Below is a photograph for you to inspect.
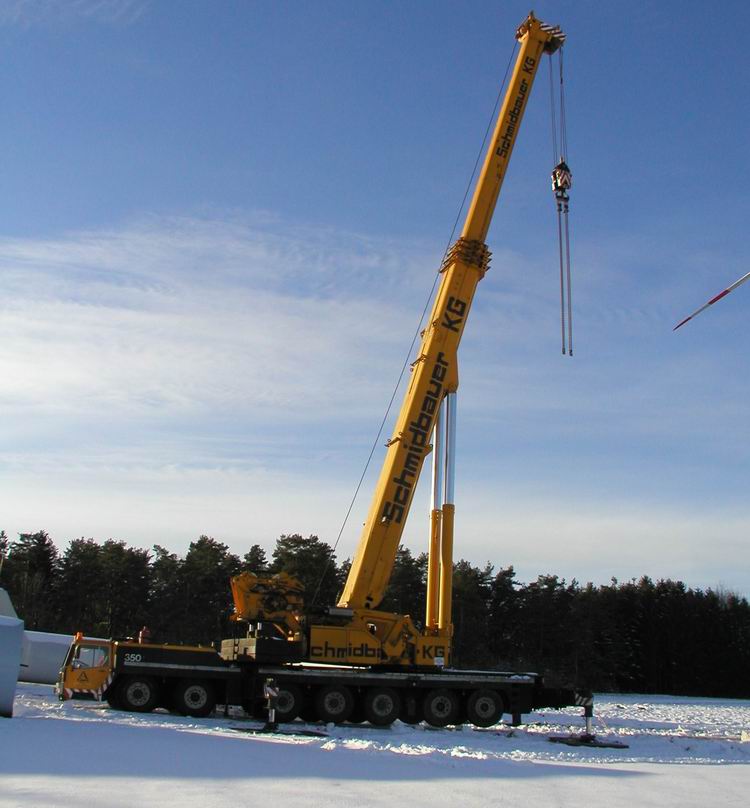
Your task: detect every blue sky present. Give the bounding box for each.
[1,0,749,597]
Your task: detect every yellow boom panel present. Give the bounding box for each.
[339,13,563,612]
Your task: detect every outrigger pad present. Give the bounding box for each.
[549,734,629,749]
[229,724,328,738]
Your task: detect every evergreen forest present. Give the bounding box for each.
[2,529,749,699]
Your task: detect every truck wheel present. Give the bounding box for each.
[466,688,504,728]
[105,685,122,710]
[275,684,304,722]
[173,679,216,718]
[364,687,401,726]
[422,688,460,727]
[314,685,354,723]
[119,677,159,713]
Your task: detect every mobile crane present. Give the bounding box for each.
[58,12,591,731]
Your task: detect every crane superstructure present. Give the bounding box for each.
[230,12,565,669]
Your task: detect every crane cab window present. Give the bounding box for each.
[73,644,109,669]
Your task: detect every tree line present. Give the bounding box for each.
[2,529,749,698]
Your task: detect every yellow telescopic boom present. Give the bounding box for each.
[339,13,564,612]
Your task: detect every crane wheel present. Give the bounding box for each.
[119,676,159,713]
[422,688,460,728]
[364,687,401,726]
[314,684,354,723]
[275,684,304,722]
[173,679,216,718]
[466,688,505,728]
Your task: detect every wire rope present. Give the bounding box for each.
[548,55,558,164]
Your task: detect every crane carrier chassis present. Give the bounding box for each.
[58,634,591,729]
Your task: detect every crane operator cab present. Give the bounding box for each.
[57,634,113,701]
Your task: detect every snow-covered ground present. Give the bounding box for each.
[2,683,749,807]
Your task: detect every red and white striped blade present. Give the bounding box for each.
[673,270,750,330]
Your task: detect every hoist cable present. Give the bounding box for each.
[550,46,573,357]
[559,46,572,356]
[310,42,519,607]
[548,55,558,165]
[565,207,573,355]
[559,47,568,160]
[557,205,566,355]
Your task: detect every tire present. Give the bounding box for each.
[105,685,122,710]
[422,688,460,728]
[173,679,216,718]
[466,688,505,728]
[364,687,401,727]
[275,684,304,723]
[314,684,354,723]
[119,677,159,713]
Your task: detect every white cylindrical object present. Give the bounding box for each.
[444,392,457,505]
[431,400,444,511]
[19,631,75,685]
[0,615,23,717]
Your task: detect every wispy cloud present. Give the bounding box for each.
[0,213,436,425]
[0,0,147,27]
[2,211,748,469]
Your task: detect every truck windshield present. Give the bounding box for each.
[74,645,109,668]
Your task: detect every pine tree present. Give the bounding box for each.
[451,560,494,667]
[487,566,522,667]
[55,539,106,634]
[380,546,427,622]
[3,531,59,629]
[0,531,9,582]
[271,534,340,607]
[147,545,184,643]
[98,540,151,638]
[242,544,268,573]
[179,536,241,645]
